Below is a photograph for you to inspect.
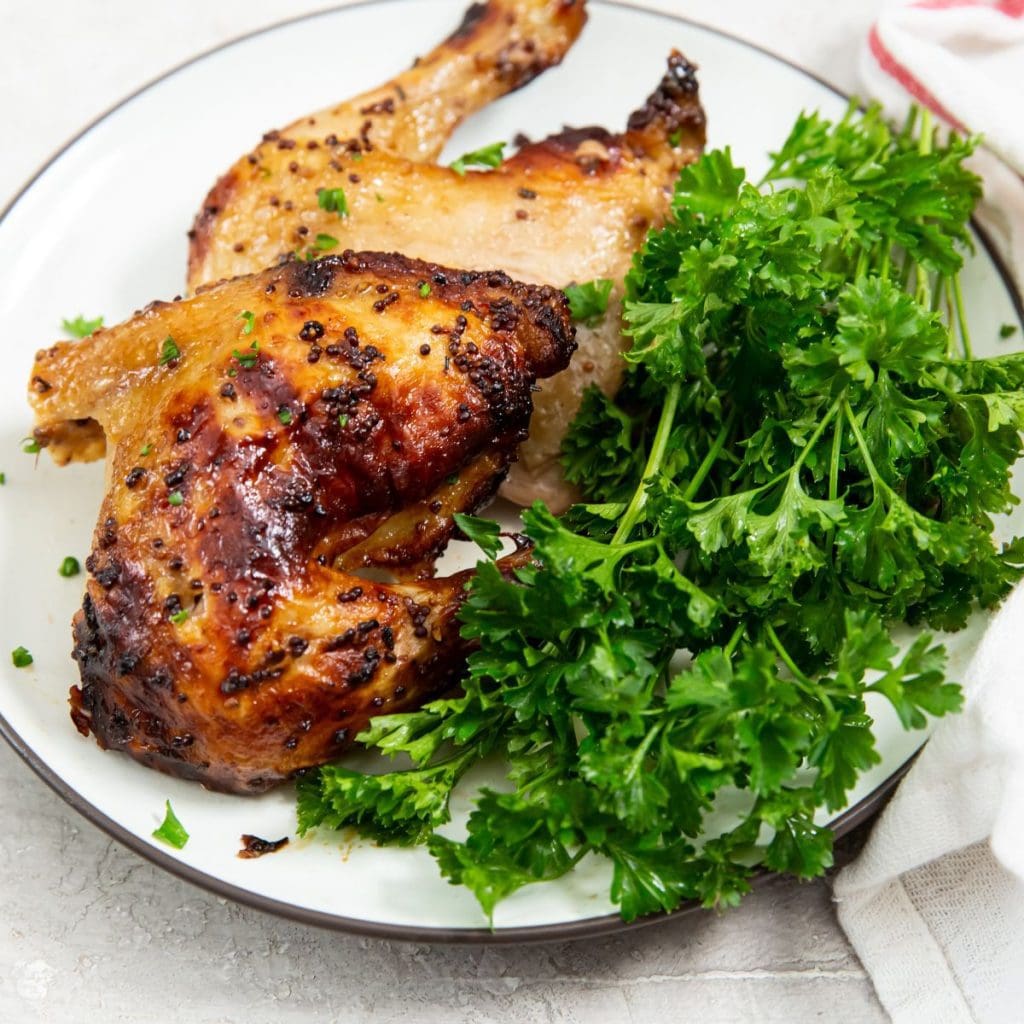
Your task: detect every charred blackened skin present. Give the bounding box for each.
[545,125,620,154]
[627,50,704,134]
[45,250,573,794]
[288,257,338,298]
[238,834,290,858]
[447,1,490,44]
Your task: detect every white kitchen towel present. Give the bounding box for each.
[835,4,1024,1022]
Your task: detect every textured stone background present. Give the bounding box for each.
[1,744,886,1024]
[0,1,888,1020]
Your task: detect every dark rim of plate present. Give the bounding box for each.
[1,0,1021,946]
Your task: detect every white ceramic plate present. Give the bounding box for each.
[1,0,1021,942]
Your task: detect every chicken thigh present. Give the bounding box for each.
[29,252,574,792]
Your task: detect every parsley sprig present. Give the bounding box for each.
[449,141,505,176]
[564,279,614,326]
[61,315,103,338]
[297,104,1023,923]
[152,800,189,849]
[317,187,349,218]
[296,233,339,261]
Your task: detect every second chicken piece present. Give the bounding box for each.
[188,0,706,510]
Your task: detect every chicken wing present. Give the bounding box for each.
[30,252,574,792]
[187,0,705,510]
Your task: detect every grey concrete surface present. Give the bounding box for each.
[0,741,886,1023]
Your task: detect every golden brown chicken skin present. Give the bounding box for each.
[187,58,704,293]
[29,252,574,793]
[187,0,588,287]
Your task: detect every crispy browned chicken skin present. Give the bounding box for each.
[188,0,705,509]
[30,253,574,792]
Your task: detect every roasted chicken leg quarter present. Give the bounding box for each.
[189,0,705,509]
[29,252,574,793]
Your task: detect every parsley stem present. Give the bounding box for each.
[918,107,933,157]
[792,398,841,473]
[724,623,746,658]
[827,417,843,505]
[766,622,837,719]
[681,409,736,502]
[915,264,930,307]
[420,739,489,779]
[855,248,869,280]
[842,397,883,489]
[878,242,891,282]
[753,399,841,495]
[901,105,918,140]
[914,110,933,306]
[952,274,973,359]
[943,276,955,355]
[517,756,564,796]
[566,845,592,871]
[627,723,663,780]
[898,251,914,291]
[612,382,681,543]
[764,622,811,686]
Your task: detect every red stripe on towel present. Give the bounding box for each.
[867,24,967,131]
[913,0,1024,12]
[913,0,1024,14]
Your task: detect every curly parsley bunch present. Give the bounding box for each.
[298,104,1024,922]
